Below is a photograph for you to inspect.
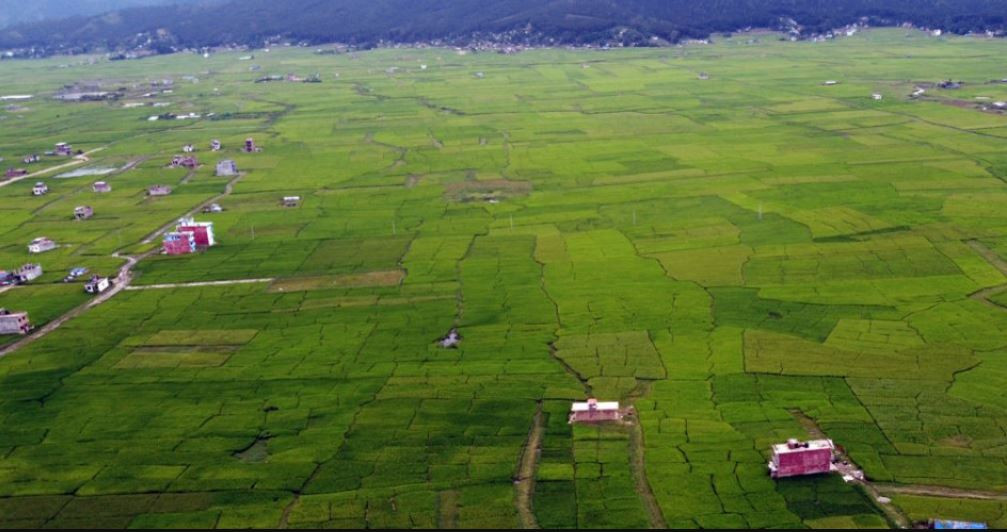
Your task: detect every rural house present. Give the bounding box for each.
[93,181,111,193]
[282,196,301,207]
[210,139,222,151]
[163,231,197,255]
[0,309,30,335]
[23,154,39,164]
[147,184,172,196]
[243,137,260,152]
[215,160,238,176]
[170,155,198,169]
[569,398,622,424]
[176,217,216,247]
[32,182,48,196]
[202,203,223,213]
[55,142,73,156]
[768,439,835,479]
[74,205,94,220]
[182,144,195,153]
[84,275,111,294]
[14,263,42,283]
[28,237,56,254]
[5,168,28,178]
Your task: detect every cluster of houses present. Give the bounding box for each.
[162,217,216,255]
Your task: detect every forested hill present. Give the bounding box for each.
[0,0,207,30]
[2,0,1007,54]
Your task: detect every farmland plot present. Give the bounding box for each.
[2,28,1007,528]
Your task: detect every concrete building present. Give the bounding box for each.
[170,155,198,169]
[32,182,48,196]
[176,217,215,247]
[0,309,30,335]
[28,237,56,254]
[216,160,238,177]
[74,206,94,220]
[769,439,835,479]
[163,231,197,255]
[84,276,111,294]
[14,263,42,283]
[569,398,622,424]
[93,181,111,193]
[147,185,172,196]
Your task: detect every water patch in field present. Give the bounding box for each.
[55,166,118,178]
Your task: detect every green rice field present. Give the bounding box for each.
[1,28,1007,528]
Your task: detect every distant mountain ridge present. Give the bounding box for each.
[0,0,207,30]
[2,0,1007,54]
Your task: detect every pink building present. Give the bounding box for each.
[569,398,622,424]
[769,439,835,479]
[176,217,215,247]
[163,231,197,255]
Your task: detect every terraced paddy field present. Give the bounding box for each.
[2,29,1007,528]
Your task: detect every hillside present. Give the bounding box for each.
[0,0,207,31]
[2,0,1007,53]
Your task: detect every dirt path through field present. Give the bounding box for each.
[514,402,544,529]
[0,147,107,188]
